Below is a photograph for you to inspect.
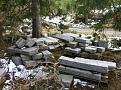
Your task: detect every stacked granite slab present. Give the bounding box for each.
[59,56,116,82]
[35,37,60,50]
[7,38,55,68]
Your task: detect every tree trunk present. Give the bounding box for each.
[32,0,41,38]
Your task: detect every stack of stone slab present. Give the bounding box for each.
[35,37,60,50]
[59,56,116,82]
[7,38,55,68]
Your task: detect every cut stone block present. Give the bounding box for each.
[65,47,81,54]
[21,55,31,61]
[47,37,59,43]
[59,56,108,73]
[11,56,23,66]
[75,57,116,72]
[35,38,45,46]
[59,74,73,88]
[39,44,48,50]
[7,46,20,54]
[79,43,89,47]
[21,47,39,56]
[85,46,97,53]
[67,42,77,48]
[32,53,43,60]
[59,65,101,81]
[97,47,105,53]
[75,37,92,44]
[24,61,37,68]
[54,34,74,42]
[62,33,79,38]
[16,38,26,48]
[25,39,35,47]
[42,50,54,61]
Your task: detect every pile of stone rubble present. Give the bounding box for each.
[7,37,59,68]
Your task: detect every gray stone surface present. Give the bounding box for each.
[25,39,35,47]
[42,50,54,61]
[32,53,43,60]
[16,38,26,48]
[35,38,45,46]
[21,47,39,56]
[59,56,108,73]
[85,46,97,53]
[75,57,116,72]
[79,43,89,47]
[54,34,74,42]
[21,55,31,61]
[0,68,6,80]
[64,47,81,54]
[97,47,105,53]
[75,37,92,44]
[11,56,23,66]
[24,60,37,68]
[7,45,21,54]
[59,65,101,81]
[39,44,48,50]
[59,74,73,88]
[67,42,77,48]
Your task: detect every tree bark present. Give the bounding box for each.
[32,0,41,38]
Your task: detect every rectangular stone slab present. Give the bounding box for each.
[59,65,101,81]
[75,57,116,71]
[20,47,39,56]
[21,55,32,61]
[85,46,97,53]
[59,56,108,73]
[15,38,26,48]
[65,47,81,54]
[7,46,22,54]
[25,39,35,47]
[35,38,45,46]
[75,37,92,44]
[32,53,43,60]
[54,34,74,42]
